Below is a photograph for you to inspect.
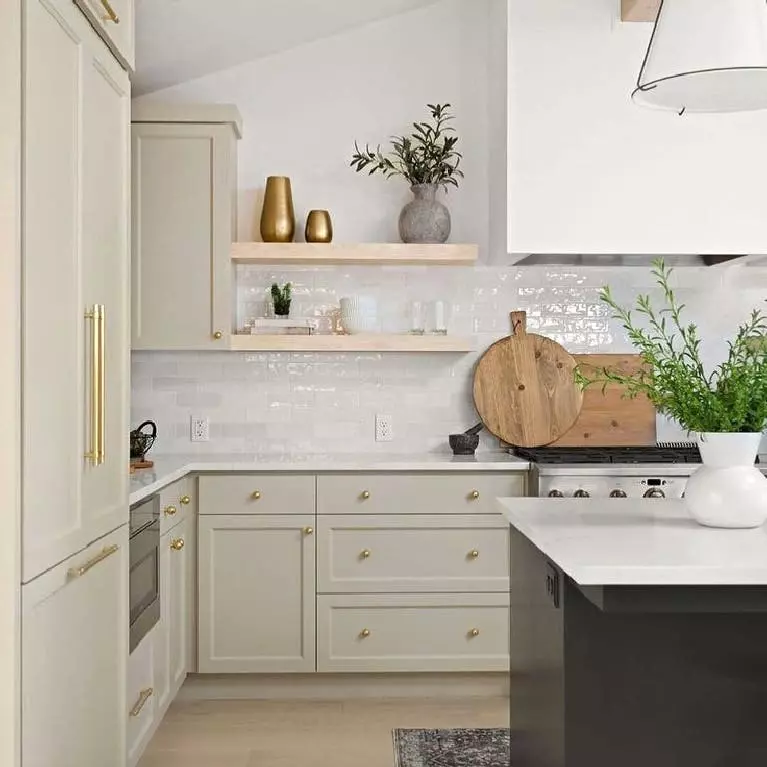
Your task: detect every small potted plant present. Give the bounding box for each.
[578,259,767,528]
[271,282,292,317]
[350,103,464,244]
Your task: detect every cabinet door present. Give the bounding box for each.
[22,0,129,583]
[132,123,236,350]
[198,515,316,673]
[74,0,134,70]
[168,516,191,694]
[22,525,128,767]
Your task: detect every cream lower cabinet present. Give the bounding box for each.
[22,525,128,767]
[198,515,316,673]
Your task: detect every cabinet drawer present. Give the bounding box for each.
[199,474,315,515]
[318,515,509,593]
[127,628,155,767]
[317,593,509,673]
[317,473,524,515]
[159,475,195,535]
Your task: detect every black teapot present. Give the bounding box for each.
[130,420,157,462]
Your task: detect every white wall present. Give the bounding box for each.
[135,0,505,260]
[507,0,767,255]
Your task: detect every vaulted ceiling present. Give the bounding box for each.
[134,0,441,95]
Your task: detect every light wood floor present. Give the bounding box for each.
[138,697,509,767]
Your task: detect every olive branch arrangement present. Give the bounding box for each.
[350,103,464,191]
[576,259,767,433]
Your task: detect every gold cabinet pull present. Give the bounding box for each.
[359,628,371,638]
[68,544,119,579]
[360,490,371,500]
[360,549,371,559]
[469,549,480,560]
[469,490,480,500]
[129,688,153,717]
[180,495,191,505]
[170,538,185,551]
[251,490,262,501]
[164,505,177,517]
[213,331,223,340]
[84,305,105,466]
[100,0,120,23]
[303,527,314,536]
[469,628,480,638]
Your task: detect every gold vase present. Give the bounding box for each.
[260,177,295,243]
[305,210,333,243]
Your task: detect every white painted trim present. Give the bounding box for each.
[0,0,21,763]
[176,672,509,702]
[130,102,244,138]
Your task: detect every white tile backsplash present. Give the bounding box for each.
[132,264,767,455]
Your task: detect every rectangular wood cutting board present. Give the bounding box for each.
[550,354,657,447]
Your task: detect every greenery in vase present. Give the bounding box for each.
[350,103,464,191]
[575,259,767,433]
[271,282,292,316]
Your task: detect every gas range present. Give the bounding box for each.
[512,443,702,499]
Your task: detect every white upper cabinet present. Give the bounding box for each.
[507,0,767,255]
[22,0,130,582]
[74,0,134,70]
[131,105,242,350]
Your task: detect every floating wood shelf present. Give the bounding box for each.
[230,334,474,353]
[231,242,478,266]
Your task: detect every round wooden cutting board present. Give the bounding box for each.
[473,311,583,447]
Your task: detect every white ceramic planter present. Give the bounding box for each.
[684,432,767,529]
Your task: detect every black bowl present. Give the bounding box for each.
[449,433,480,456]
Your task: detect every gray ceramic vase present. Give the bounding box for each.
[398,184,451,244]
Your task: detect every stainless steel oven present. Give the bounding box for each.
[129,495,160,653]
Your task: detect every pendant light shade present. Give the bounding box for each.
[633,0,767,113]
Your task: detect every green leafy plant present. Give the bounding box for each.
[576,259,767,433]
[271,282,292,316]
[350,103,464,190]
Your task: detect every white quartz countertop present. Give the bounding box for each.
[130,452,529,506]
[497,497,767,587]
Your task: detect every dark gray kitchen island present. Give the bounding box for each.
[498,497,767,767]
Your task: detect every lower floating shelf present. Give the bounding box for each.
[230,334,474,353]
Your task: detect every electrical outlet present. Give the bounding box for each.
[190,416,209,442]
[375,414,393,443]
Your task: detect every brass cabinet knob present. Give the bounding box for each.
[360,549,371,559]
[469,628,480,638]
[304,527,314,536]
[251,490,262,501]
[469,490,480,500]
[164,505,177,517]
[469,549,480,560]
[360,490,371,500]
[360,628,371,638]
[213,331,223,340]
[180,495,191,506]
[170,538,185,551]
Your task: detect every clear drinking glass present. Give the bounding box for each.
[409,301,425,335]
[429,300,449,335]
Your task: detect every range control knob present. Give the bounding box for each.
[644,488,666,499]
[573,489,590,498]
[610,489,628,498]
[547,489,564,498]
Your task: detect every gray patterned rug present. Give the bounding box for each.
[393,728,510,767]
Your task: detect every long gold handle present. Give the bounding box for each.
[84,306,100,465]
[100,0,120,23]
[68,544,119,579]
[129,688,153,717]
[97,304,105,465]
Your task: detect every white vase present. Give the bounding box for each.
[684,432,767,529]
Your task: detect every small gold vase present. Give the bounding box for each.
[305,210,333,243]
[260,177,295,243]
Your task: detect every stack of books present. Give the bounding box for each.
[246,318,318,336]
